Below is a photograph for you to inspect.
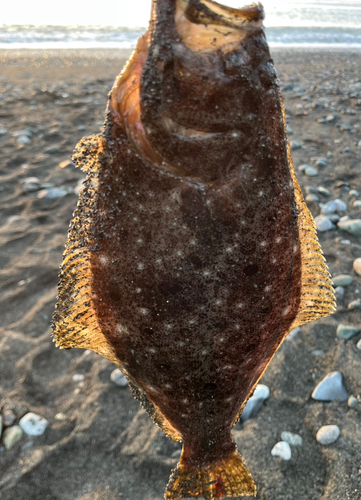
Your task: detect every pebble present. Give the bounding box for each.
[0,415,2,438]
[311,157,328,168]
[290,140,302,150]
[72,373,84,382]
[349,189,360,197]
[271,441,292,460]
[312,371,348,401]
[298,164,311,173]
[338,219,361,237]
[281,431,303,446]
[353,200,361,208]
[357,339,361,350]
[240,384,270,422]
[3,425,23,449]
[340,239,351,245]
[59,160,75,169]
[316,425,340,445]
[321,199,347,214]
[317,186,331,197]
[306,194,319,202]
[312,349,325,356]
[37,188,68,199]
[21,177,41,193]
[45,145,61,154]
[348,396,358,408]
[326,113,338,122]
[0,128,7,135]
[305,186,319,195]
[315,215,335,232]
[110,368,128,387]
[305,166,318,177]
[285,326,300,341]
[334,286,345,298]
[336,324,359,339]
[19,412,49,436]
[348,300,361,310]
[332,274,353,287]
[16,135,32,145]
[353,258,361,276]
[14,129,32,137]
[3,409,16,427]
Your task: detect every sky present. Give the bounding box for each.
[0,0,337,27]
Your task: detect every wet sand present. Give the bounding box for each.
[0,48,361,500]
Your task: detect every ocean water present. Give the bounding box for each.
[1,1,361,50]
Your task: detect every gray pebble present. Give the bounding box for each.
[338,219,361,237]
[21,177,41,193]
[316,425,340,445]
[305,186,319,195]
[110,368,128,387]
[306,194,319,202]
[321,199,347,214]
[349,189,360,197]
[353,200,361,208]
[45,145,61,154]
[353,258,361,276]
[281,431,303,446]
[14,129,32,137]
[335,286,345,298]
[240,384,269,422]
[290,140,302,150]
[312,371,348,401]
[3,410,16,427]
[312,349,325,356]
[298,164,310,173]
[357,339,361,350]
[317,186,331,197]
[348,300,361,310]
[0,128,7,135]
[171,449,182,459]
[16,135,32,145]
[271,441,291,460]
[315,215,335,232]
[336,324,360,339]
[327,151,333,158]
[332,274,353,287]
[348,396,358,408]
[340,239,351,245]
[305,166,318,177]
[19,413,49,436]
[286,125,293,135]
[37,188,68,199]
[311,157,328,168]
[3,425,23,450]
[326,113,337,122]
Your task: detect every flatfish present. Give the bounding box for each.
[52,0,336,498]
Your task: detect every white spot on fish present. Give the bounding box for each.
[190,239,196,246]
[272,257,277,264]
[156,258,162,264]
[148,348,156,354]
[203,270,211,277]
[293,244,298,253]
[100,256,109,265]
[139,308,148,315]
[136,288,142,293]
[282,307,290,316]
[276,236,282,243]
[259,190,264,196]
[182,398,189,404]
[201,349,207,355]
[137,263,144,270]
[237,303,244,309]
[137,238,143,244]
[265,285,271,292]
[176,251,183,257]
[226,247,233,253]
[260,241,267,247]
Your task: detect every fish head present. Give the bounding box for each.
[140,0,277,181]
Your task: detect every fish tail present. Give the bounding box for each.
[165,448,256,499]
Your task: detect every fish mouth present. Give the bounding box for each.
[109,0,270,180]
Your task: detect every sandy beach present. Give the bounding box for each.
[0,47,361,500]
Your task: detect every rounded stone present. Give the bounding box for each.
[305,166,318,177]
[37,188,68,199]
[271,441,292,460]
[110,369,128,387]
[338,219,361,237]
[334,286,345,298]
[3,426,23,450]
[317,186,331,197]
[348,396,358,408]
[336,324,360,340]
[316,425,340,445]
[353,258,361,276]
[315,216,334,232]
[332,274,353,287]
[357,339,361,350]
[19,412,49,436]
[306,194,319,202]
[312,371,348,401]
[240,384,269,422]
[281,431,303,446]
[3,410,16,427]
[348,300,361,310]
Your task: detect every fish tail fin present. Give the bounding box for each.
[165,448,256,499]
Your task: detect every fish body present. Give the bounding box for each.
[53,1,335,498]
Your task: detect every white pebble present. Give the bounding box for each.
[271,441,292,460]
[353,258,361,277]
[110,368,128,387]
[316,425,340,445]
[72,373,84,382]
[281,431,303,446]
[19,412,49,436]
[3,426,23,449]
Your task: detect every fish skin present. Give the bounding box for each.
[52,0,335,498]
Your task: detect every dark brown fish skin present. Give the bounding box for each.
[53,1,335,498]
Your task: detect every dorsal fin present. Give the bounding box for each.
[52,135,119,366]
